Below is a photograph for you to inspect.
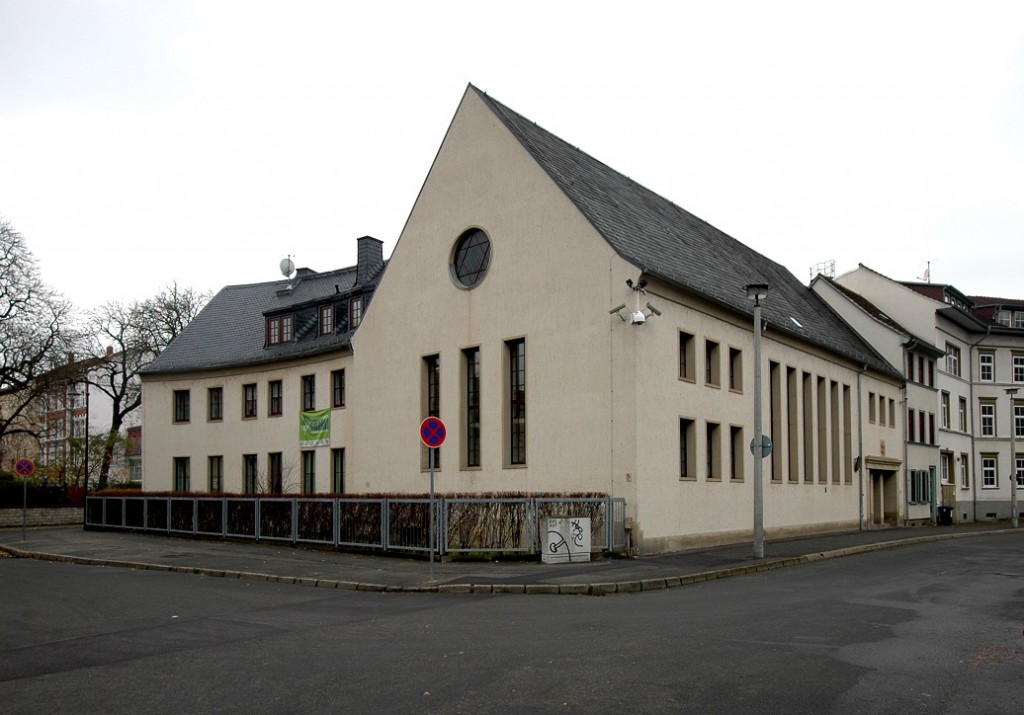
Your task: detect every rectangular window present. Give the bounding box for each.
[1014,355,1024,383]
[940,392,950,429]
[878,393,886,427]
[332,448,345,493]
[959,397,968,432]
[302,450,315,494]
[889,398,895,428]
[817,377,827,483]
[302,374,316,411]
[268,452,283,493]
[907,408,916,442]
[868,392,876,423]
[678,331,695,381]
[1017,311,1024,329]
[173,456,190,492]
[1015,404,1024,438]
[728,347,742,392]
[320,305,334,336]
[332,369,345,408]
[350,297,363,328]
[843,385,853,484]
[208,455,223,493]
[423,354,441,469]
[770,362,783,483]
[705,340,720,386]
[906,353,915,382]
[945,344,961,377]
[507,339,527,466]
[979,353,994,382]
[243,454,258,494]
[928,413,935,445]
[982,455,997,488]
[269,380,283,416]
[243,383,257,419]
[940,452,951,485]
[173,390,190,423]
[464,347,481,468]
[981,402,995,437]
[267,315,293,345]
[960,453,970,489]
[706,422,720,479]
[208,387,223,421]
[730,425,744,481]
[787,367,799,483]
[927,360,934,387]
[679,418,695,480]
[830,381,840,484]
[995,310,1011,327]
[1016,455,1024,489]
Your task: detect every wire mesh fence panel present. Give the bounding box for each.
[124,498,145,528]
[258,499,292,541]
[225,499,256,538]
[338,499,384,548]
[146,498,168,530]
[296,500,334,544]
[443,498,533,553]
[196,499,224,535]
[103,498,123,527]
[169,499,195,533]
[387,500,430,551]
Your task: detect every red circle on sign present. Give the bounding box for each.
[420,417,447,447]
[15,458,35,477]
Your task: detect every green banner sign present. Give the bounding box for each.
[299,408,331,447]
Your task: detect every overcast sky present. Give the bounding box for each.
[2,1,1022,313]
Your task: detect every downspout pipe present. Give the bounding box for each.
[858,364,866,530]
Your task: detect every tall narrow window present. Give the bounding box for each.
[1014,355,1024,383]
[208,387,223,421]
[817,377,827,483]
[174,457,190,492]
[320,305,334,336]
[982,455,997,488]
[705,340,720,386]
[243,383,257,419]
[770,362,782,482]
[980,402,995,437]
[1015,403,1024,438]
[208,456,223,493]
[302,450,315,494]
[729,348,742,392]
[173,390,190,423]
[332,369,346,408]
[706,422,721,479]
[940,392,950,428]
[908,408,916,442]
[507,339,527,466]
[269,380,283,416]
[979,353,994,382]
[843,385,853,484]
[267,315,293,345]
[960,453,970,489]
[679,418,695,480]
[302,374,316,411]
[679,331,695,381]
[268,452,283,493]
[1015,455,1024,488]
[423,354,440,469]
[803,372,813,483]
[243,454,258,494]
[945,344,961,377]
[332,448,345,493]
[350,297,363,328]
[730,425,744,481]
[464,347,481,468]
[958,397,968,432]
[830,381,840,484]
[787,367,799,483]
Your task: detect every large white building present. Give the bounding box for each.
[141,86,908,553]
[830,265,1024,523]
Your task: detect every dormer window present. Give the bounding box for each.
[267,314,293,345]
[996,310,1011,327]
[350,297,363,328]
[320,305,334,336]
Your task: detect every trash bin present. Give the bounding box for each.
[937,506,953,526]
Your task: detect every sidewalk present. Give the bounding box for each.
[1,523,1017,595]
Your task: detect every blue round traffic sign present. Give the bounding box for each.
[420,417,447,448]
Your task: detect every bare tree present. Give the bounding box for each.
[0,218,78,463]
[88,283,208,488]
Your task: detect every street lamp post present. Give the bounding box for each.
[746,283,769,559]
[1007,387,1019,529]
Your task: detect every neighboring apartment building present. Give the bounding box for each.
[834,265,1024,523]
[141,86,905,554]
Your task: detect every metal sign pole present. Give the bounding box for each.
[429,447,435,580]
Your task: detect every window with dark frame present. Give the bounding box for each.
[173,456,190,492]
[267,315,293,345]
[208,455,223,493]
[302,450,315,494]
[508,339,526,465]
[679,331,695,381]
[332,448,345,493]
[243,454,258,494]
[349,297,363,328]
[173,390,190,423]
[268,452,283,493]
[243,383,257,419]
[269,380,283,416]
[207,387,223,421]
[679,418,695,479]
[451,228,491,288]
[320,305,334,336]
[302,374,316,411]
[464,347,481,468]
[332,369,345,408]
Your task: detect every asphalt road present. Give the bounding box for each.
[2,533,1022,714]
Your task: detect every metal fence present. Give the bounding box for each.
[84,495,628,556]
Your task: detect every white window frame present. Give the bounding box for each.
[981,402,996,437]
[982,456,998,488]
[979,353,994,382]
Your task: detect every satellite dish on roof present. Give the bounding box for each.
[280,256,295,279]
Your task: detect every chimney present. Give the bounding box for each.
[105,345,114,359]
[355,236,384,286]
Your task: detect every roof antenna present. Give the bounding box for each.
[919,260,932,283]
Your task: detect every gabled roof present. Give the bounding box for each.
[472,87,897,376]
[141,264,369,376]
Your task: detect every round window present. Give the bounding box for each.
[450,228,491,288]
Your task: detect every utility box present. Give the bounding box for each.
[542,517,591,563]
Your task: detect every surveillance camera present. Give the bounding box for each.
[646,302,662,317]
[630,311,646,325]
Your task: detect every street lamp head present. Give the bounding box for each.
[1007,387,1020,397]
[745,283,770,303]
